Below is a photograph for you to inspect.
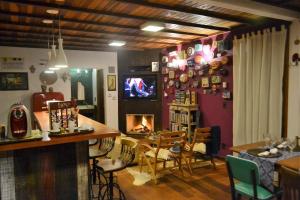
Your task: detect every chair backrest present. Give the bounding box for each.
[120,138,136,166]
[280,166,300,200]
[158,131,186,149]
[191,128,212,148]
[99,137,116,154]
[226,155,260,185]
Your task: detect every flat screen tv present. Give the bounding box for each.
[123,75,157,99]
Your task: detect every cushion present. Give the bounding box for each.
[145,148,171,160]
[235,182,273,200]
[193,143,206,154]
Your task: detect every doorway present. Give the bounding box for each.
[96,69,105,123]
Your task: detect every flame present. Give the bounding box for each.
[141,116,147,127]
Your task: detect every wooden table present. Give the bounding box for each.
[277,156,300,171]
[230,141,265,153]
[0,111,120,200]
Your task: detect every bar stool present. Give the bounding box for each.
[89,137,116,198]
[95,138,136,200]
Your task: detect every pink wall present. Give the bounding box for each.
[161,33,233,156]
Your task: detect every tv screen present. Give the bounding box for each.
[123,75,157,99]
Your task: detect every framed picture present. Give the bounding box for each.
[107,75,116,91]
[0,72,28,91]
[201,77,210,88]
[211,75,222,84]
[168,70,175,79]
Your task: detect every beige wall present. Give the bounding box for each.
[0,46,119,130]
[288,20,300,139]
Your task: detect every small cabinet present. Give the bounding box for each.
[169,103,199,141]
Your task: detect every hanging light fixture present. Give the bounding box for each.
[47,18,59,70]
[55,11,68,68]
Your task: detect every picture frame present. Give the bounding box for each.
[0,72,28,91]
[201,77,210,88]
[107,75,116,91]
[211,75,222,84]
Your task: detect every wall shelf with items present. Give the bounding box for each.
[169,103,199,141]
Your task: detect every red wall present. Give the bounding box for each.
[161,33,233,156]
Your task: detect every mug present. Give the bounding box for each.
[52,122,60,131]
[68,120,75,133]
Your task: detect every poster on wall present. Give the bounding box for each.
[0,72,28,91]
[107,75,116,91]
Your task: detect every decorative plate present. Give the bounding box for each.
[187,47,195,57]
[179,73,188,83]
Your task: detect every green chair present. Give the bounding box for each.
[226,155,282,200]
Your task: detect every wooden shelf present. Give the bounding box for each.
[0,111,120,152]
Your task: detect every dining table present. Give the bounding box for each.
[230,142,300,191]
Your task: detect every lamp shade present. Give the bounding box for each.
[47,44,57,69]
[55,38,68,68]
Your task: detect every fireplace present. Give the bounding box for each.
[126,114,154,134]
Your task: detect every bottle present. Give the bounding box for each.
[0,125,6,139]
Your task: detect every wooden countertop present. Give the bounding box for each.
[230,141,265,153]
[0,111,120,152]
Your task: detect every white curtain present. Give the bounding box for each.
[233,26,287,146]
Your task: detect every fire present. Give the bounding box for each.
[142,116,147,127]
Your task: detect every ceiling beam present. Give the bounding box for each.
[0,28,173,45]
[115,0,262,25]
[0,34,163,49]
[199,0,300,21]
[0,10,208,37]
[0,20,189,43]
[0,40,144,51]
[2,0,230,31]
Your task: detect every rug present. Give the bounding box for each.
[126,167,152,186]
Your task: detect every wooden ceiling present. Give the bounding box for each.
[0,0,288,51]
[253,0,300,12]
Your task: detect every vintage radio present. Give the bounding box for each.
[7,103,32,139]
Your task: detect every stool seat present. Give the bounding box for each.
[89,148,109,158]
[97,158,127,173]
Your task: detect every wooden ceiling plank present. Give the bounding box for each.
[2,0,230,31]
[0,19,189,42]
[0,28,174,45]
[0,34,165,49]
[115,0,259,25]
[0,10,208,37]
[0,40,144,51]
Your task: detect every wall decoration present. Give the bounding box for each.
[168,70,175,79]
[201,77,210,88]
[40,71,58,85]
[151,62,159,72]
[222,90,231,99]
[211,75,222,84]
[188,69,194,78]
[208,68,214,75]
[222,82,227,89]
[62,72,70,82]
[192,80,199,88]
[0,72,28,91]
[195,44,203,52]
[168,80,174,87]
[29,65,36,73]
[219,68,229,76]
[187,47,195,57]
[0,57,24,69]
[179,73,188,83]
[162,56,168,64]
[164,77,168,83]
[175,80,180,89]
[221,56,229,65]
[162,67,169,75]
[210,60,222,70]
[107,75,116,91]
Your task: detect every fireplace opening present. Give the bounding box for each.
[126,114,154,134]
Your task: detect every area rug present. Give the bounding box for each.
[126,167,152,186]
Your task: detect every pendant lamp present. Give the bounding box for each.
[47,20,59,71]
[55,13,68,68]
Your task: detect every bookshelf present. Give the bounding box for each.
[169,103,199,141]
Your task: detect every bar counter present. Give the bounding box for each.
[0,111,120,200]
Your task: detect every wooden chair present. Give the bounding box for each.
[280,166,300,200]
[95,138,136,200]
[182,127,215,174]
[139,131,186,184]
